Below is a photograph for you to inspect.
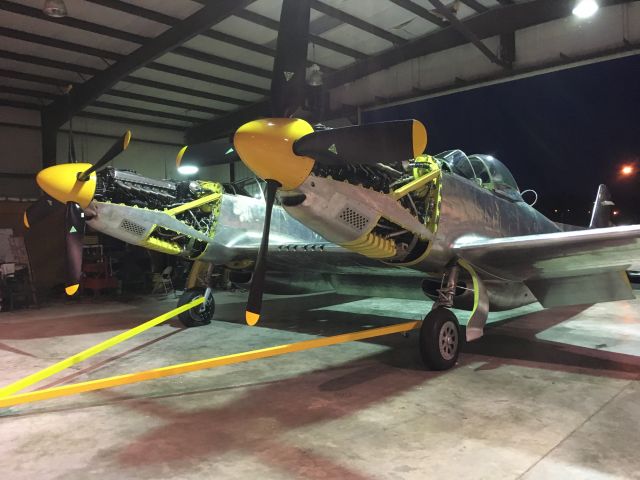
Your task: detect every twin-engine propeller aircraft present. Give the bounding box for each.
[24,0,640,371]
[228,0,640,370]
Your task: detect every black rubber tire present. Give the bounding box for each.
[177,288,214,327]
[419,307,461,370]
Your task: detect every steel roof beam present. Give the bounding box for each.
[0,107,187,135]
[324,0,631,89]
[145,62,268,95]
[101,90,228,116]
[171,46,271,79]
[74,111,186,131]
[91,101,205,123]
[84,0,178,25]
[0,1,271,79]
[358,40,640,111]
[85,0,332,70]
[387,0,448,28]
[309,0,407,45]
[0,99,41,110]
[191,0,364,59]
[0,121,182,147]
[0,0,142,43]
[0,52,251,108]
[120,76,255,105]
[0,85,56,99]
[187,0,633,142]
[43,0,255,128]
[460,0,489,12]
[235,10,367,60]
[500,30,516,67]
[0,26,120,60]
[428,0,507,67]
[0,69,229,118]
[0,27,267,95]
[0,49,98,76]
[0,68,70,87]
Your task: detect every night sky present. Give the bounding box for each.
[364,54,640,226]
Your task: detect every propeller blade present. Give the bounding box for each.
[64,202,85,296]
[77,130,131,181]
[270,0,311,117]
[176,139,239,170]
[23,194,57,229]
[245,179,280,326]
[293,120,427,166]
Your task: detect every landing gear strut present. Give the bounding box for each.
[419,264,461,370]
[176,263,215,327]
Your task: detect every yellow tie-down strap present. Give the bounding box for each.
[0,320,421,409]
[0,297,204,400]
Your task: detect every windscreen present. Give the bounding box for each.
[472,155,519,192]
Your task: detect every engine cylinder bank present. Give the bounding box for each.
[340,232,397,259]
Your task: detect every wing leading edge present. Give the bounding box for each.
[453,225,640,308]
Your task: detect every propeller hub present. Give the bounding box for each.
[36,163,96,208]
[234,118,315,190]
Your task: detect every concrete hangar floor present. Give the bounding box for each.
[1,288,639,480]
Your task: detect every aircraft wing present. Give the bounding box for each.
[453,225,640,307]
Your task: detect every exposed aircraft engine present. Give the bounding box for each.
[90,167,223,259]
[300,159,440,264]
[311,163,399,193]
[96,167,195,209]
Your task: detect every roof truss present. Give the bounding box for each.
[0,0,634,151]
[42,0,256,128]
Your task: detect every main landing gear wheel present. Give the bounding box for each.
[177,288,214,327]
[419,307,461,370]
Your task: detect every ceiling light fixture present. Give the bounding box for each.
[572,0,599,18]
[308,43,323,87]
[308,64,323,87]
[177,165,199,175]
[42,0,68,18]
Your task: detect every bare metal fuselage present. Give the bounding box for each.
[86,193,326,264]
[85,169,563,311]
[87,191,425,298]
[279,171,563,310]
[421,174,560,270]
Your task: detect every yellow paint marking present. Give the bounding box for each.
[391,169,440,200]
[246,311,260,326]
[458,259,480,314]
[123,130,132,150]
[234,118,315,191]
[411,120,428,157]
[0,297,203,399]
[164,192,221,216]
[65,284,80,296]
[185,261,208,290]
[0,320,421,408]
[176,145,188,167]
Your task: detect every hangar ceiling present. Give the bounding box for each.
[0,0,638,152]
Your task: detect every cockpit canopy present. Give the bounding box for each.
[435,149,521,201]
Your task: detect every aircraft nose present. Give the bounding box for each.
[233,118,316,190]
[36,163,97,208]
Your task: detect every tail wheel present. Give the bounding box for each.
[419,307,461,370]
[177,288,214,327]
